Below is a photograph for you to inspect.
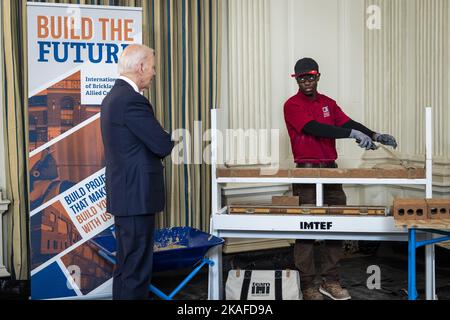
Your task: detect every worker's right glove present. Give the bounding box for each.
[373,133,398,149]
[350,129,377,150]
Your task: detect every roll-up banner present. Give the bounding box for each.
[27,2,142,299]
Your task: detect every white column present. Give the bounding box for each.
[0,193,10,277]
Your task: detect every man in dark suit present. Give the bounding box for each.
[101,44,174,300]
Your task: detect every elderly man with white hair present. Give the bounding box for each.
[101,44,174,300]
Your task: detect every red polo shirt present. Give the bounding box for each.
[284,91,350,164]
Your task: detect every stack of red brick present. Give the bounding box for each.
[393,198,450,220]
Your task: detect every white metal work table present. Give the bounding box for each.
[207,108,435,300]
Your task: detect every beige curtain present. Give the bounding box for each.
[1,0,221,279]
[1,0,29,281]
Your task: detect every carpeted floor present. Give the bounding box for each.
[2,242,450,300]
[151,241,450,300]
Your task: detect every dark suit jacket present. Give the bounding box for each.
[101,79,174,216]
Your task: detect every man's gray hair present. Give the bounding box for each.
[118,44,154,75]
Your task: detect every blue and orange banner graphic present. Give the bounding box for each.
[27,3,142,299]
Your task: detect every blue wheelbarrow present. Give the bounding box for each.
[90,227,224,300]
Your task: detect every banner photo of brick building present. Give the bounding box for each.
[27,2,142,300]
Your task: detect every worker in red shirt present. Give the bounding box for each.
[284,58,397,300]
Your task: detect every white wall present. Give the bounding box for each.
[277,0,374,205]
[220,0,368,167]
[218,0,450,252]
[270,0,367,168]
[220,0,450,204]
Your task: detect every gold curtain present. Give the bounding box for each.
[1,0,221,280]
[1,0,29,281]
[146,0,221,231]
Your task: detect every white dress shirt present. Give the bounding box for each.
[119,76,140,94]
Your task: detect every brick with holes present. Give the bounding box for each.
[426,199,450,220]
[393,198,427,220]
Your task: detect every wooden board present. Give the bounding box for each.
[394,218,450,230]
[395,219,450,250]
[217,167,425,179]
[272,196,300,206]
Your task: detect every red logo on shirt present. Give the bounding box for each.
[323,106,330,118]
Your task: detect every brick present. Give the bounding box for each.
[264,169,290,177]
[349,169,380,178]
[318,168,426,179]
[217,168,290,178]
[230,169,260,177]
[272,196,300,206]
[318,168,398,178]
[318,169,348,178]
[426,199,450,220]
[376,169,409,179]
[408,168,426,179]
[216,168,231,177]
[393,198,427,220]
[217,167,426,179]
[290,168,321,178]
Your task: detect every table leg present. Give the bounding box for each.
[408,229,417,300]
[208,244,223,300]
[425,234,436,300]
[316,183,323,207]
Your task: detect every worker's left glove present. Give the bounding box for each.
[374,133,398,149]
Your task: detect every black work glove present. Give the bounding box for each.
[374,133,398,149]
